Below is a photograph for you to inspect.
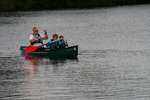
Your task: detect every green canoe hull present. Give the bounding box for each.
[20,45,78,59]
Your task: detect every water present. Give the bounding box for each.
[0,5,150,100]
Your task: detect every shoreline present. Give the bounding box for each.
[0,1,150,12]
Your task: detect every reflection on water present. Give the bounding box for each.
[22,57,79,100]
[23,56,79,74]
[0,56,79,100]
[24,56,78,66]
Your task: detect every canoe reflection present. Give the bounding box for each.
[23,56,78,79]
[24,55,78,66]
[25,56,39,66]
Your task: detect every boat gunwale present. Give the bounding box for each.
[20,45,78,53]
[20,45,78,59]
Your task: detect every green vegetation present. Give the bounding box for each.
[0,0,150,11]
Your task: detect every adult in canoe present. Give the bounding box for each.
[29,27,48,45]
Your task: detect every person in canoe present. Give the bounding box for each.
[58,34,68,48]
[42,30,49,45]
[46,34,68,49]
[29,27,48,45]
[42,30,49,40]
[46,33,59,48]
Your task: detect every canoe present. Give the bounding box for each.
[20,45,78,59]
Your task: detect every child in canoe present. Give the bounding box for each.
[46,33,68,49]
[46,33,59,49]
[58,34,68,48]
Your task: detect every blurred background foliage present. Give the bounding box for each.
[0,0,150,11]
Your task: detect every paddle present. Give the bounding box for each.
[24,44,47,54]
[24,45,39,53]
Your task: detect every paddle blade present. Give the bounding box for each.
[24,46,39,53]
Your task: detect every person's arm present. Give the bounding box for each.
[29,34,38,43]
[65,40,68,47]
[29,34,34,42]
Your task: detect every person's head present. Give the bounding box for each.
[52,33,58,40]
[59,35,64,40]
[44,32,47,35]
[32,27,38,34]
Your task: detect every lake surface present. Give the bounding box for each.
[0,5,150,100]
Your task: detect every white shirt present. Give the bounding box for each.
[29,34,34,41]
[29,34,42,46]
[29,34,41,41]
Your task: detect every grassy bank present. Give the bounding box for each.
[0,0,150,11]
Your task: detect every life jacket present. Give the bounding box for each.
[58,39,66,48]
[30,33,43,45]
[47,39,59,49]
[32,33,41,40]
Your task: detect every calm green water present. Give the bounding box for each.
[0,5,150,100]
